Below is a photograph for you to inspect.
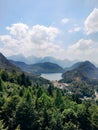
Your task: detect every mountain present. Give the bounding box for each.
[10,60,64,75]
[8,54,42,64]
[64,62,82,72]
[60,61,98,83]
[64,61,97,72]
[8,54,27,63]
[0,52,21,72]
[8,54,76,67]
[30,62,64,74]
[0,53,51,85]
[39,56,77,68]
[10,60,28,70]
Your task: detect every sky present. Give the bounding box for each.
[0,0,98,63]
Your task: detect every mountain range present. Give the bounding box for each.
[1,52,98,85]
[10,60,64,75]
[0,52,64,76]
[8,54,76,68]
[0,52,51,84]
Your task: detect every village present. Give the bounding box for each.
[52,80,69,90]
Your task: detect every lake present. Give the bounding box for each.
[41,73,62,81]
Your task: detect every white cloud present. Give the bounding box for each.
[85,8,98,35]
[1,23,98,63]
[6,23,29,37]
[69,26,81,33]
[66,39,98,62]
[61,18,69,24]
[0,23,64,58]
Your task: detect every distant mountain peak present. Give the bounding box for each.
[8,54,76,67]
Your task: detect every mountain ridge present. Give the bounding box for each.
[8,54,76,67]
[0,52,21,72]
[0,52,51,85]
[10,60,64,75]
[60,61,98,83]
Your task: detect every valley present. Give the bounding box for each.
[0,52,98,130]
[1,52,98,98]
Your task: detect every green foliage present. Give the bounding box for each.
[0,78,4,91]
[64,121,78,130]
[62,109,77,124]
[77,104,91,130]
[47,84,53,96]
[36,87,43,98]
[1,70,9,82]
[0,120,7,130]
[23,89,32,103]
[89,105,98,129]
[37,93,52,109]
[1,96,20,130]
[16,101,35,130]
[0,68,98,130]
[17,72,31,87]
[55,88,64,108]
[64,81,95,98]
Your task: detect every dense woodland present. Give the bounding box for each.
[0,69,98,130]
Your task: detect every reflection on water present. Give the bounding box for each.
[41,73,62,81]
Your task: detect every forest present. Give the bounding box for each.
[0,69,98,130]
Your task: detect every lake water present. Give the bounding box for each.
[41,73,62,81]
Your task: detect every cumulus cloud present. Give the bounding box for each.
[85,8,98,35]
[66,39,98,62]
[0,23,64,58]
[1,22,98,63]
[61,18,69,24]
[6,23,29,37]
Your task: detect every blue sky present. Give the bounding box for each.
[0,0,98,63]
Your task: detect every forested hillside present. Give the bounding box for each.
[0,53,21,72]
[0,69,98,130]
[10,61,64,75]
[61,61,98,84]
